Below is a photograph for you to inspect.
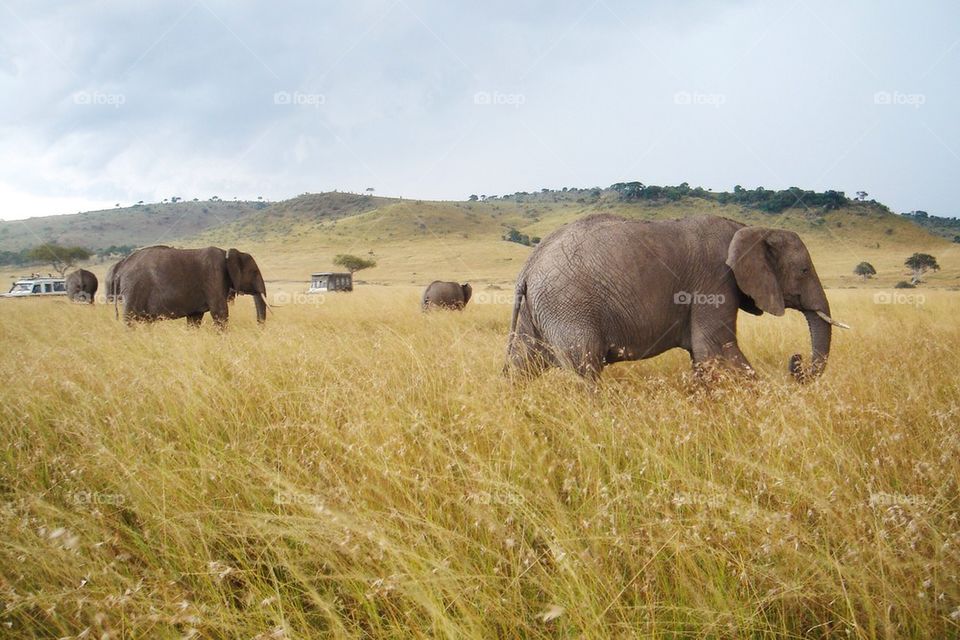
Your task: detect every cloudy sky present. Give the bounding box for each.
[1,0,958,220]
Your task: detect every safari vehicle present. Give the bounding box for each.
[308,272,353,293]
[2,276,67,298]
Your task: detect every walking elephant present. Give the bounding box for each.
[422,281,472,311]
[112,246,267,327]
[505,214,848,382]
[65,268,98,303]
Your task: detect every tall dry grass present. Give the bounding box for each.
[0,287,958,638]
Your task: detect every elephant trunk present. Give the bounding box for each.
[789,309,832,382]
[254,292,267,324]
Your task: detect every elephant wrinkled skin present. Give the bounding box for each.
[505,214,846,382]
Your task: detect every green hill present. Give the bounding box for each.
[1,185,956,289]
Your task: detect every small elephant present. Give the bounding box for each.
[422,281,472,311]
[506,214,848,382]
[65,268,98,303]
[112,245,267,327]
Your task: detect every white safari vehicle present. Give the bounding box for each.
[2,276,67,298]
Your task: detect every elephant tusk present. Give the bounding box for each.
[815,310,850,329]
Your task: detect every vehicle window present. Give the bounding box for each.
[32,285,41,293]
[44,283,52,293]
[54,282,66,292]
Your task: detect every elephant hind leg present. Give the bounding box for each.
[504,331,553,379]
[558,341,603,383]
[186,313,204,327]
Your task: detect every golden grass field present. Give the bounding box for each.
[1,283,959,638]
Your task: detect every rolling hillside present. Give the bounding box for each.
[0,199,268,252]
[1,187,957,290]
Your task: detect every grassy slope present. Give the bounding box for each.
[193,194,958,289]
[0,200,266,252]
[0,290,957,638]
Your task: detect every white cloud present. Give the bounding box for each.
[0,0,958,220]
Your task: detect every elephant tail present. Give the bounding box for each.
[509,279,526,337]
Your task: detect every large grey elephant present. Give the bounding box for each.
[422,281,472,311]
[505,214,848,382]
[105,247,161,306]
[112,246,266,327]
[65,268,98,303]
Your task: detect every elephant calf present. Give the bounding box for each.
[65,268,98,303]
[111,246,267,327]
[422,281,472,311]
[505,214,848,383]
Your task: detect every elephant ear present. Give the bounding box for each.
[226,248,245,293]
[726,228,785,316]
[461,283,472,305]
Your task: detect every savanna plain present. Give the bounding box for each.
[1,194,960,638]
[2,287,959,638]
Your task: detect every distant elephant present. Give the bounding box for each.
[113,246,266,327]
[65,268,98,303]
[422,281,472,311]
[505,214,848,382]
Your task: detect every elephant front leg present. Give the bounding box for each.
[186,313,204,327]
[210,302,229,330]
[690,316,755,379]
